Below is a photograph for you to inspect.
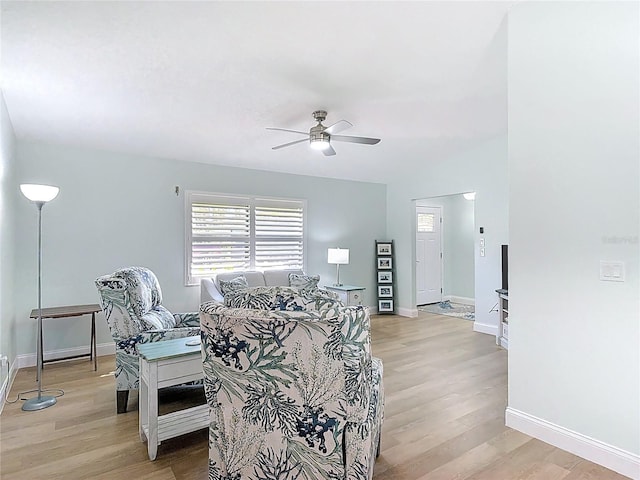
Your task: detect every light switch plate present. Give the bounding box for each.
[480,247,485,257]
[480,238,485,247]
[599,261,625,282]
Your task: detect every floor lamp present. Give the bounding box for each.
[20,183,60,411]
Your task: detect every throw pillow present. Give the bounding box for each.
[288,273,320,291]
[219,276,249,296]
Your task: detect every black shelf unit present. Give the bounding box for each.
[375,240,396,314]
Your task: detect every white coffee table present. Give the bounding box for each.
[137,336,208,460]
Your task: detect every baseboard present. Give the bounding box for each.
[0,357,19,415]
[473,321,498,336]
[0,367,8,415]
[443,295,475,306]
[16,342,115,369]
[397,307,419,318]
[0,376,6,414]
[506,407,640,480]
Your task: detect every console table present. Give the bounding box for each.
[324,284,365,306]
[137,336,207,461]
[31,303,101,371]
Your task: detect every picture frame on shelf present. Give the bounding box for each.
[378,299,394,312]
[377,271,392,283]
[378,285,393,298]
[376,243,392,256]
[377,257,392,269]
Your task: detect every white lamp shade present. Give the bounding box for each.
[20,184,60,202]
[310,138,331,150]
[328,248,349,265]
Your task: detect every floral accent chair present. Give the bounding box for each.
[95,266,200,413]
[199,297,384,480]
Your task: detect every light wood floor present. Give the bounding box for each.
[0,311,628,480]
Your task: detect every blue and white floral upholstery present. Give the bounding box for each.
[224,285,342,311]
[199,297,384,480]
[288,272,321,290]
[95,266,200,413]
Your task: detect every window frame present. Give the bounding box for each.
[185,190,307,286]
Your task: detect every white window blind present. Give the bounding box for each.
[255,200,304,270]
[186,192,305,284]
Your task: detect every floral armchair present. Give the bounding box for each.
[95,266,200,413]
[199,287,384,480]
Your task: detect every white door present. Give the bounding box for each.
[416,206,442,305]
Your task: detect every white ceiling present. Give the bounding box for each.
[1,1,510,184]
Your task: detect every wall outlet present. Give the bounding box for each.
[599,261,625,282]
[0,355,7,367]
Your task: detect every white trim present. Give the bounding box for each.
[443,295,475,306]
[499,337,509,349]
[0,357,20,415]
[0,376,6,414]
[16,342,115,369]
[397,307,419,318]
[506,407,640,480]
[473,321,498,336]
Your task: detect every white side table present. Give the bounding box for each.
[137,336,208,460]
[324,284,365,306]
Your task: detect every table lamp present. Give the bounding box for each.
[20,183,60,411]
[327,248,349,286]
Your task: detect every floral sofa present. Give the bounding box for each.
[199,285,384,480]
[95,266,201,413]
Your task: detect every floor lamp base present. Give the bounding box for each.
[22,395,57,411]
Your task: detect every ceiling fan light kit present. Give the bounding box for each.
[268,110,380,156]
[309,131,331,151]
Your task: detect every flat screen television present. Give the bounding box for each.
[501,245,508,291]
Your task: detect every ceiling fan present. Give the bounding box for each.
[267,110,381,156]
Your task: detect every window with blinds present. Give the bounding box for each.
[186,192,305,284]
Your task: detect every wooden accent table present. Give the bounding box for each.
[137,336,207,461]
[30,303,101,371]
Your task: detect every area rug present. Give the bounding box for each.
[418,300,475,321]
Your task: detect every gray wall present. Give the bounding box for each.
[384,7,507,328]
[0,92,17,381]
[445,194,475,300]
[387,136,508,331]
[508,0,639,465]
[13,141,386,357]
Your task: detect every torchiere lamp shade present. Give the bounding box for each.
[20,184,59,203]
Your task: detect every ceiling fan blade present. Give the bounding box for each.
[272,138,309,150]
[322,144,337,156]
[266,127,309,136]
[330,134,381,145]
[324,120,353,135]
